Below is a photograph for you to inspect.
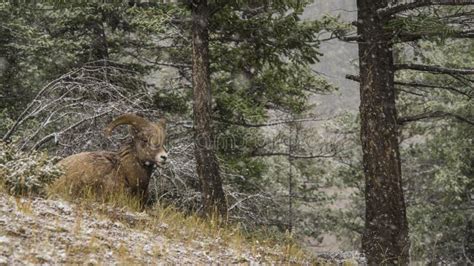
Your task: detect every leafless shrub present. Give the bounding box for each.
[4,61,164,153]
[2,61,278,225]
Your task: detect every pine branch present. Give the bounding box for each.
[398,111,474,125]
[377,0,474,18]
[395,63,474,75]
[395,80,472,98]
[396,30,474,42]
[346,74,472,98]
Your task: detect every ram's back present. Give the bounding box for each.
[51,151,122,197]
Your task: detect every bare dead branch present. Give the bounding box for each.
[31,110,112,150]
[4,61,165,154]
[2,75,65,142]
[345,74,360,82]
[340,35,363,42]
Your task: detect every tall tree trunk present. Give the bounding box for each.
[191,0,227,218]
[465,219,474,262]
[91,21,109,61]
[90,8,109,62]
[357,0,409,264]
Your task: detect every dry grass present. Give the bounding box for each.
[47,181,143,211]
[45,183,319,264]
[14,197,33,215]
[0,174,332,265]
[0,177,355,264]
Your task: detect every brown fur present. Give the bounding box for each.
[51,114,167,205]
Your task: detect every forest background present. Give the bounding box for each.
[0,0,472,264]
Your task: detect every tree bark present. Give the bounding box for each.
[91,21,109,61]
[191,0,227,218]
[357,0,409,264]
[465,219,474,262]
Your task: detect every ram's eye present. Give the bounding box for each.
[142,139,148,143]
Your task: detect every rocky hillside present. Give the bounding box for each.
[0,194,318,264]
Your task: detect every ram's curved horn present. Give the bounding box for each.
[104,113,150,136]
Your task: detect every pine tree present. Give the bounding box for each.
[191,0,227,217]
[350,1,474,264]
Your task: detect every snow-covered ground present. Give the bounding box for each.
[0,194,317,264]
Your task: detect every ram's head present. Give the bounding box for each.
[105,114,167,167]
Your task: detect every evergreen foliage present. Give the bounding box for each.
[397,37,473,263]
[0,1,472,263]
[324,5,473,263]
[0,0,334,237]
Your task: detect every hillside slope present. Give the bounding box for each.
[0,194,316,264]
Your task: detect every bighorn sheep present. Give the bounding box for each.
[51,114,167,205]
